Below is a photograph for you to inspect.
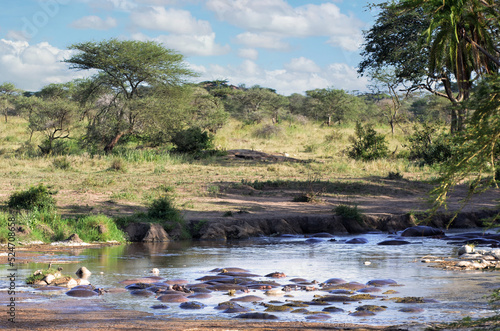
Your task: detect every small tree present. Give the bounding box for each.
[0,83,22,122]
[348,122,389,161]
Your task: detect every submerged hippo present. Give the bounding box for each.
[401,226,444,237]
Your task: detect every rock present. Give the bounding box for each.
[43,274,56,284]
[401,226,444,237]
[65,233,83,243]
[76,267,92,279]
[124,222,170,242]
[76,278,90,286]
[458,244,475,255]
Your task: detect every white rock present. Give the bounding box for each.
[150,268,160,275]
[44,274,55,284]
[458,244,475,256]
[76,278,90,286]
[76,267,91,279]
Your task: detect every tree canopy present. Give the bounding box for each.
[64,39,197,152]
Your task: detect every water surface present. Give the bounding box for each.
[2,231,498,326]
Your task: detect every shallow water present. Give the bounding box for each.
[2,231,499,326]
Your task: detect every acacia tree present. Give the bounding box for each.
[0,83,22,122]
[16,83,78,154]
[305,88,356,125]
[65,39,196,153]
[369,69,408,135]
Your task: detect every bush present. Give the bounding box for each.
[348,122,388,161]
[405,123,452,166]
[172,127,213,154]
[109,158,127,172]
[52,156,71,170]
[8,184,56,211]
[148,195,183,222]
[334,204,363,223]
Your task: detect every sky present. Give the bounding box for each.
[0,0,384,95]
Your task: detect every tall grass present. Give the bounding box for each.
[0,210,125,243]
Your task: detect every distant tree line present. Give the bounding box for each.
[0,39,456,156]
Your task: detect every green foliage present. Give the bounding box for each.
[26,267,62,284]
[8,184,56,211]
[334,204,363,223]
[171,127,213,153]
[406,123,452,166]
[348,122,388,161]
[431,74,500,213]
[148,195,183,222]
[74,215,125,242]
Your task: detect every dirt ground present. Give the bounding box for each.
[0,291,423,331]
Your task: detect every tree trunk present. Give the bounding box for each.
[104,131,126,154]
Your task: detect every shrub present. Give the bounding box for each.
[148,195,183,222]
[109,158,127,172]
[405,123,452,166]
[172,127,213,154]
[348,122,388,161]
[8,184,56,211]
[334,204,363,223]
[52,156,71,170]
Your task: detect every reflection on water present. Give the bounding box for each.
[1,232,498,326]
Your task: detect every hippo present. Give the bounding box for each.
[345,238,368,244]
[179,301,206,309]
[306,314,331,320]
[234,312,279,320]
[401,226,444,237]
[377,239,411,245]
[65,289,98,297]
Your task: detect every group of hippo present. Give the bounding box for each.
[301,225,500,247]
[60,264,439,321]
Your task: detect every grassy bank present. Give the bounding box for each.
[0,116,443,243]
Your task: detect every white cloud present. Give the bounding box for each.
[284,57,320,73]
[132,32,230,57]
[234,32,290,51]
[131,7,211,34]
[192,58,368,95]
[237,48,258,60]
[206,0,364,51]
[0,39,91,92]
[71,16,118,30]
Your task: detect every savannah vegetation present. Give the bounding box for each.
[1,0,499,244]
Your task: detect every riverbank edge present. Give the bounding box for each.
[186,209,500,241]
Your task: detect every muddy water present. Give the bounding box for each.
[2,231,499,326]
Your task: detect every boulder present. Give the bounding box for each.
[124,222,170,242]
[76,267,92,279]
[458,244,475,256]
[65,233,83,243]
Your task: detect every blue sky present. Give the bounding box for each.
[0,0,384,95]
